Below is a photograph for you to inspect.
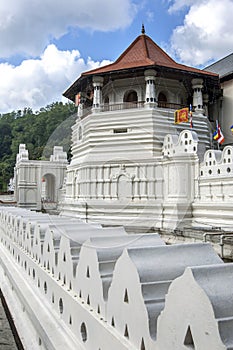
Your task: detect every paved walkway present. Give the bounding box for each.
[0,290,23,350]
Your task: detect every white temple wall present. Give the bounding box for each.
[221,79,233,145]
[14,145,68,210]
[63,130,200,229]
[193,146,233,228]
[66,162,164,201]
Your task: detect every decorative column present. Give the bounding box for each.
[92,76,104,113]
[203,93,209,116]
[144,69,157,108]
[192,78,204,114]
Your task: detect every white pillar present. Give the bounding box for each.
[192,78,204,114]
[144,69,157,108]
[92,76,104,113]
[203,93,209,116]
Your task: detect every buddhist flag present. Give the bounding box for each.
[174,107,189,124]
[213,121,224,144]
[230,125,233,134]
[213,121,219,140]
[189,104,193,128]
[218,128,225,144]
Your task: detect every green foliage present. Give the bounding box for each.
[0,102,76,192]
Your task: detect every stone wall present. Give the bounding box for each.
[14,145,67,211]
[62,123,200,230]
[0,207,232,350]
[193,145,233,229]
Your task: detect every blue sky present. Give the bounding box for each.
[47,2,185,64]
[0,0,232,114]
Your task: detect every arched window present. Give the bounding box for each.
[158,92,167,108]
[103,96,109,111]
[123,90,138,106]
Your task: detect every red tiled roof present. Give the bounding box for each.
[82,34,217,77]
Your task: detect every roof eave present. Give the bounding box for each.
[63,63,219,102]
[220,71,233,82]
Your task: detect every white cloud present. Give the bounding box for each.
[167,0,196,13]
[146,10,155,22]
[0,0,138,58]
[168,0,233,66]
[0,45,111,114]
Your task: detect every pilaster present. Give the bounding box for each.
[192,78,204,114]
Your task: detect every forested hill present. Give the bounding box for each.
[0,102,76,192]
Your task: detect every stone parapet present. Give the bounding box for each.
[0,207,232,349]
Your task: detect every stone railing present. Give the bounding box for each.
[79,101,186,118]
[0,207,232,350]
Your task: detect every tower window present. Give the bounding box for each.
[114,128,128,134]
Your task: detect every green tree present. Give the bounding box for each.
[0,101,76,192]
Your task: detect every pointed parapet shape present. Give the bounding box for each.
[15,215,30,247]
[10,210,44,247]
[76,233,165,318]
[32,222,52,262]
[0,208,13,233]
[22,214,51,253]
[162,130,198,157]
[16,143,29,163]
[0,208,29,243]
[50,146,68,163]
[34,216,84,270]
[30,215,78,264]
[41,224,62,275]
[107,243,223,350]
[38,217,89,274]
[200,146,233,178]
[156,263,233,350]
[57,225,126,292]
[12,215,22,243]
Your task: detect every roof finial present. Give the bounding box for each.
[141,23,145,34]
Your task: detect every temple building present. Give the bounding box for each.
[6,29,233,350]
[59,27,221,229]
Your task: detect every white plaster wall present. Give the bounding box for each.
[107,243,222,349]
[14,145,67,210]
[1,207,233,350]
[193,145,233,228]
[221,80,233,145]
[0,208,136,350]
[76,234,164,320]
[156,266,228,350]
[63,126,203,230]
